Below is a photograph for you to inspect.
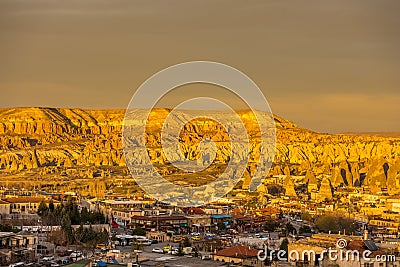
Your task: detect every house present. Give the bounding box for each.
[186,215,212,233]
[0,200,10,215]
[0,231,38,250]
[13,231,38,250]
[130,215,188,233]
[211,214,233,228]
[369,219,400,234]
[112,208,166,227]
[2,197,59,215]
[111,208,142,227]
[146,231,168,243]
[0,232,15,249]
[0,251,7,266]
[213,245,261,266]
[288,233,399,267]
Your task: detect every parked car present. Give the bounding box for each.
[168,248,179,255]
[70,251,82,258]
[151,239,159,244]
[201,254,212,260]
[191,236,200,241]
[173,236,184,243]
[9,262,24,267]
[42,256,55,261]
[96,244,106,249]
[152,248,164,254]
[163,245,173,253]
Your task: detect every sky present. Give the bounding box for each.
[0,0,399,133]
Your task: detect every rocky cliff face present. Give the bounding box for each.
[1,107,400,193]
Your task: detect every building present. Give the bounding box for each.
[130,215,188,233]
[0,231,38,250]
[369,219,400,234]
[0,200,10,214]
[146,231,168,243]
[2,197,59,215]
[0,231,38,264]
[0,232,16,250]
[13,231,38,250]
[213,245,261,266]
[288,233,399,267]
[186,215,212,233]
[211,214,233,227]
[111,209,142,227]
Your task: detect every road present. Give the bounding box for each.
[116,242,224,267]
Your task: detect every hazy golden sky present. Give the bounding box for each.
[0,0,399,133]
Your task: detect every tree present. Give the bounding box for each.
[280,238,289,260]
[81,207,89,224]
[267,185,283,196]
[132,227,146,236]
[217,222,226,232]
[178,242,184,256]
[131,238,143,252]
[299,225,312,234]
[301,212,312,222]
[38,198,106,226]
[193,246,199,258]
[285,222,296,235]
[37,200,48,216]
[182,237,192,248]
[61,215,74,245]
[49,199,55,213]
[264,219,277,232]
[316,215,355,234]
[0,224,18,233]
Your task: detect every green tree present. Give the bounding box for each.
[81,207,89,224]
[178,242,184,256]
[132,227,146,236]
[280,238,289,260]
[301,212,312,222]
[193,246,199,258]
[49,199,55,213]
[217,222,226,232]
[0,224,18,233]
[267,185,283,196]
[285,222,296,235]
[299,225,312,234]
[264,219,277,232]
[61,214,74,245]
[131,238,143,252]
[182,237,192,248]
[37,200,48,216]
[316,215,355,234]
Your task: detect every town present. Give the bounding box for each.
[2,165,400,267]
[2,0,400,265]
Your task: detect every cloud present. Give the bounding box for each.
[270,92,400,133]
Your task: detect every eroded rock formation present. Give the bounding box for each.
[0,107,400,194]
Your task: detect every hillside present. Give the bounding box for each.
[0,107,399,195]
